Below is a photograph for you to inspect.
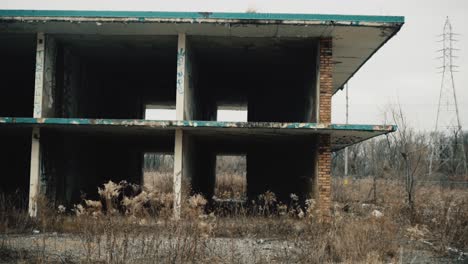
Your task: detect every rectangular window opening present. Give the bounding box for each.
[144,104,176,120]
[214,154,247,201]
[216,105,247,122]
[142,152,174,193]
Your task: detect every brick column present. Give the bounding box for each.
[317,134,332,219]
[319,38,333,123]
[316,38,333,219]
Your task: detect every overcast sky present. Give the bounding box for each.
[2,0,467,131]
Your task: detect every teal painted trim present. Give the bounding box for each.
[0,117,396,132]
[330,124,397,132]
[0,9,404,24]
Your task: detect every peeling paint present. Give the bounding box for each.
[0,117,396,152]
[0,117,396,132]
[0,10,405,25]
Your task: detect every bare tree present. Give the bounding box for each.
[386,103,427,210]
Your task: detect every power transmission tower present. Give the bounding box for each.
[429,17,468,176]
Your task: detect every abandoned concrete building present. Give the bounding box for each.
[0,10,404,218]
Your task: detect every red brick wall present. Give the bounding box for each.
[319,38,333,123]
[317,38,333,219]
[317,134,332,219]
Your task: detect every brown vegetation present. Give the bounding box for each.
[1,176,467,263]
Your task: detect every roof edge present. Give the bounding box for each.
[333,19,404,94]
[0,9,405,24]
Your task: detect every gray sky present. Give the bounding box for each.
[2,0,467,131]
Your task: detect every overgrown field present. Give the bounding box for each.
[1,177,467,263]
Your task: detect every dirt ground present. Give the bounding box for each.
[0,231,464,263]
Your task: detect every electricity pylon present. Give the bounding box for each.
[429,17,467,176]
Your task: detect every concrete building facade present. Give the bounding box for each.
[0,10,404,218]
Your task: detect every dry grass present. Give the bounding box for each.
[0,192,34,234]
[1,178,467,263]
[332,177,468,253]
[143,171,173,194]
[214,173,246,200]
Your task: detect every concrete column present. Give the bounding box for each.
[176,33,187,120]
[173,33,198,218]
[176,33,197,120]
[28,33,57,217]
[28,128,41,217]
[173,129,183,219]
[173,33,187,219]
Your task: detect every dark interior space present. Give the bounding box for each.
[0,128,32,207]
[40,129,174,207]
[0,33,36,117]
[52,35,177,119]
[247,136,318,202]
[190,36,319,123]
[0,33,34,208]
[184,131,318,203]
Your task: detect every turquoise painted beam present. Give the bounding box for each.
[0,117,396,132]
[0,10,404,24]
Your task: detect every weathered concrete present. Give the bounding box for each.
[0,117,396,151]
[0,11,402,219]
[0,10,405,94]
[173,129,183,219]
[28,128,42,217]
[29,33,46,216]
[29,32,59,216]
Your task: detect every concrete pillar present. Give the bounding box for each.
[173,32,198,219]
[173,33,187,219]
[315,37,333,219]
[28,32,56,217]
[176,33,187,121]
[28,128,41,217]
[172,129,182,218]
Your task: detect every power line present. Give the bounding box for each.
[344,82,349,178]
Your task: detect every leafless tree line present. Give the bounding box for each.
[332,105,468,207]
